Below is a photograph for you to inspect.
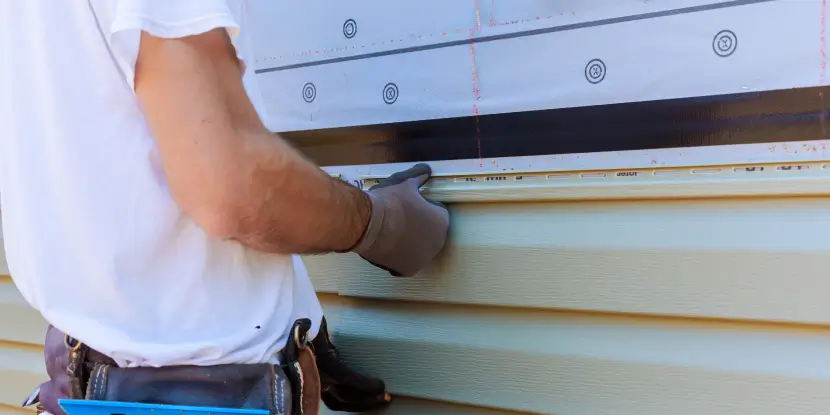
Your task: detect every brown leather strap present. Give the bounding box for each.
[279,318,321,415]
[296,346,321,415]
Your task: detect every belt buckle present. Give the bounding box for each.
[64,335,81,352]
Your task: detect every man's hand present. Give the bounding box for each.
[350,163,450,277]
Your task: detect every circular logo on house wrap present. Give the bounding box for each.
[302,83,316,103]
[383,83,399,104]
[343,19,357,39]
[584,59,606,84]
[712,30,737,57]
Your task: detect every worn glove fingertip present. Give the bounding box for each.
[410,162,432,174]
[408,163,432,187]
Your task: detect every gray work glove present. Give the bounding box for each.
[312,317,392,412]
[351,163,450,277]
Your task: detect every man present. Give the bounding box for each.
[1,1,450,415]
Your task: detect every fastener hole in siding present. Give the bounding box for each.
[734,166,765,172]
[547,174,575,179]
[580,172,607,178]
[691,168,722,174]
[777,165,809,171]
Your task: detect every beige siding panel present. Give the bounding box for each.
[305,197,830,325]
[0,276,46,412]
[319,295,534,414]
[0,342,45,410]
[0,278,47,345]
[305,262,339,293]
[0,405,36,415]
[0,230,9,276]
[320,297,830,415]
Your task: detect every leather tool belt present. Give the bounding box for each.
[24,319,321,415]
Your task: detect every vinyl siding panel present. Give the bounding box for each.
[0,343,47,410]
[1,194,830,414]
[0,277,48,346]
[318,295,830,414]
[0,406,40,415]
[0,236,8,276]
[308,198,830,325]
[306,196,830,414]
[0,223,47,413]
[0,276,47,414]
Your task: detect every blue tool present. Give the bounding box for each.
[59,399,270,415]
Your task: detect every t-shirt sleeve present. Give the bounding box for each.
[107,0,244,91]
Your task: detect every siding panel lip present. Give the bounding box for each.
[346,161,830,204]
[424,176,830,203]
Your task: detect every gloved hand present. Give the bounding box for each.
[311,317,392,412]
[350,163,450,277]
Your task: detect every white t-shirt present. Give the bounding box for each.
[0,0,322,367]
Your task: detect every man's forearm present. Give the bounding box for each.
[227,131,371,255]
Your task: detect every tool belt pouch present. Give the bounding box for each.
[28,320,320,415]
[84,363,293,415]
[77,318,320,415]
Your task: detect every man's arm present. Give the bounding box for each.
[134,28,370,254]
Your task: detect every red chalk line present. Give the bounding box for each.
[470,0,484,168]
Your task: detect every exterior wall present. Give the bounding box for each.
[307,196,830,414]
[0,233,49,415]
[2,195,830,414]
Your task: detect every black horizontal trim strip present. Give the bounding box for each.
[255,0,775,73]
[281,85,830,166]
